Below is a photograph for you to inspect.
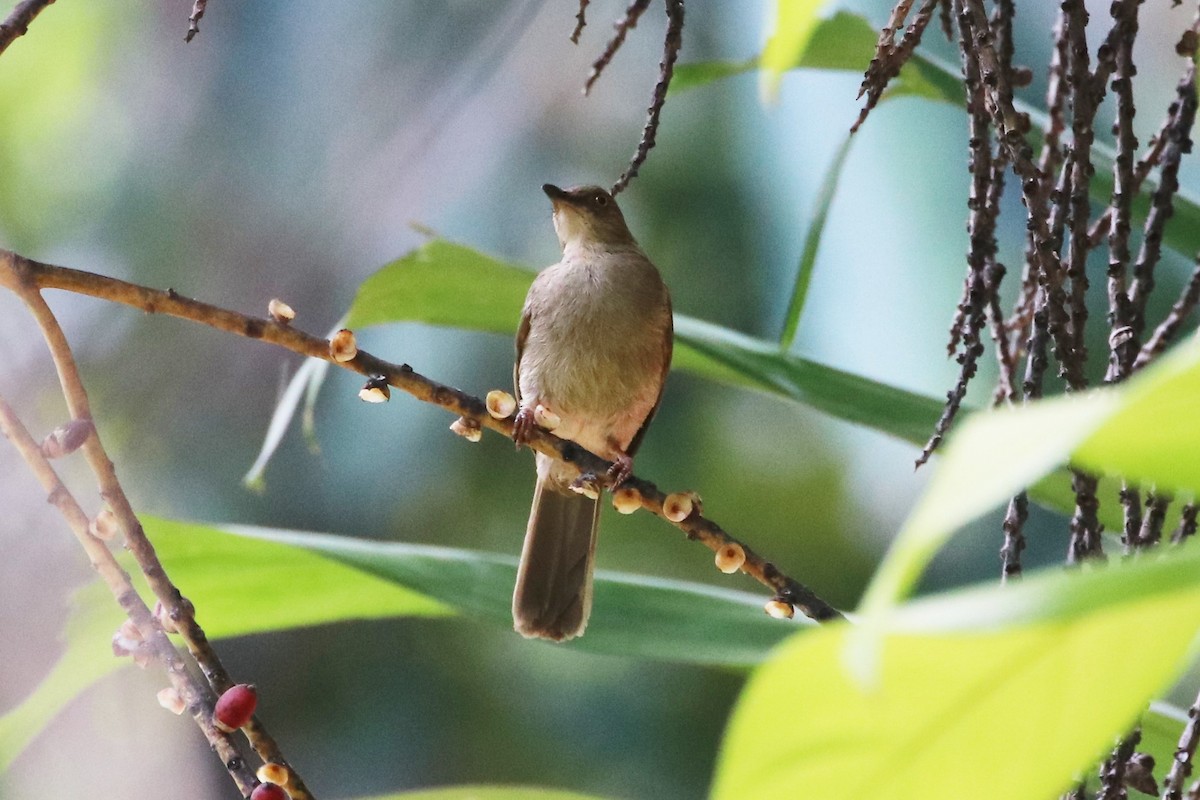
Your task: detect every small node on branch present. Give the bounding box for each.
[714,542,746,574]
[111,618,144,657]
[329,328,358,362]
[485,389,517,420]
[1123,752,1158,796]
[267,298,295,324]
[612,485,642,514]
[662,491,694,522]
[157,687,186,715]
[214,683,258,733]
[358,375,391,404]
[764,599,795,620]
[257,763,290,787]
[89,507,119,542]
[40,416,93,458]
[448,416,482,442]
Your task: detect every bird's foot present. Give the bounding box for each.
[607,453,634,489]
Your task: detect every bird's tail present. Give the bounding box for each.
[512,463,601,641]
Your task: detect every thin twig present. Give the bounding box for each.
[1171,503,1198,544]
[0,394,258,796]
[0,0,54,57]
[1164,685,1200,799]
[1104,0,1144,382]
[1097,727,1141,800]
[2,255,314,799]
[1128,63,1198,339]
[611,0,684,195]
[584,0,652,94]
[185,0,207,43]
[0,250,843,624]
[852,0,938,133]
[570,0,590,43]
[999,492,1027,581]
[1135,255,1200,371]
[1062,0,1095,379]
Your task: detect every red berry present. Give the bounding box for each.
[250,783,289,800]
[214,683,257,732]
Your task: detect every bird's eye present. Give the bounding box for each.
[595,194,608,207]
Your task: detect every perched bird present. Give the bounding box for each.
[511,183,673,641]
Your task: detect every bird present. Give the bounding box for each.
[510,183,673,642]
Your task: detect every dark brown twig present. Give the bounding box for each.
[185,0,207,43]
[1134,492,1170,549]
[584,0,652,94]
[0,250,842,624]
[1164,690,1200,800]
[610,0,683,195]
[999,492,1027,581]
[1128,63,1197,339]
[1171,503,1199,544]
[0,0,54,57]
[1103,0,1144,382]
[1062,0,1096,379]
[1135,256,1200,371]
[570,0,590,43]
[1097,727,1141,800]
[852,0,939,133]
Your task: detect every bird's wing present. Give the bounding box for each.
[626,298,673,458]
[513,303,532,404]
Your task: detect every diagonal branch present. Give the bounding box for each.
[610,0,684,195]
[0,393,259,796]
[0,249,843,624]
[0,0,54,57]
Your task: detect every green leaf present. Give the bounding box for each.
[0,517,448,770]
[2,518,802,770]
[356,788,611,800]
[713,546,1200,800]
[671,58,758,94]
[861,336,1200,615]
[779,133,855,349]
[759,0,837,101]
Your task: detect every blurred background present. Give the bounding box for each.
[1,1,1197,798]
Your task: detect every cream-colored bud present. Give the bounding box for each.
[257,763,290,787]
[268,298,295,323]
[449,416,482,442]
[329,329,358,362]
[570,475,600,500]
[533,403,560,430]
[90,508,119,542]
[663,492,694,522]
[486,390,517,419]
[714,543,746,574]
[764,600,795,620]
[41,417,93,458]
[358,384,390,403]
[612,486,641,514]
[157,687,186,715]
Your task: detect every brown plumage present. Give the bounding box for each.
[511,184,673,641]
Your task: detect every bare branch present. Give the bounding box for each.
[0,0,55,58]
[570,0,590,44]
[0,249,843,624]
[611,0,684,195]
[584,0,652,94]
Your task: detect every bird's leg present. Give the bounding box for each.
[512,404,537,449]
[607,450,634,489]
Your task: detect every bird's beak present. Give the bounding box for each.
[542,184,572,205]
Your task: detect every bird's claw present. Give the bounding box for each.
[607,453,633,489]
[512,405,536,449]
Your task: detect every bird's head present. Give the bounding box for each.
[543,183,636,250]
